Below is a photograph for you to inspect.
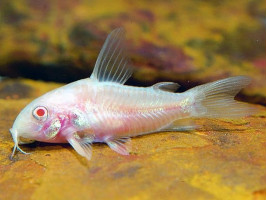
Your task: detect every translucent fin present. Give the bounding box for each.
[90,28,133,84]
[162,118,197,131]
[106,137,131,155]
[187,76,256,118]
[67,133,93,160]
[151,82,180,92]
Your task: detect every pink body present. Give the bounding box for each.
[39,79,192,143]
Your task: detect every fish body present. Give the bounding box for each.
[10,28,254,160]
[25,80,189,142]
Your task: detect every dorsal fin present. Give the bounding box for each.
[90,28,133,84]
[151,82,180,92]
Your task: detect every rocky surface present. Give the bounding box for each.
[0,0,265,105]
[0,79,265,200]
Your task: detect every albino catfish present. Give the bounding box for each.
[10,28,254,160]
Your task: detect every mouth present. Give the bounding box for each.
[9,128,30,158]
[19,137,35,144]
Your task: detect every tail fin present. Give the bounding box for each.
[186,76,256,118]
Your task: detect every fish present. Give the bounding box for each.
[10,28,255,160]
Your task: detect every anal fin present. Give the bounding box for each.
[161,118,197,132]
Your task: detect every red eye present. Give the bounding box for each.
[36,108,45,116]
[33,106,48,121]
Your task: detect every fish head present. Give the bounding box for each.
[10,96,64,157]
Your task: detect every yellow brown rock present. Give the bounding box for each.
[0,79,265,200]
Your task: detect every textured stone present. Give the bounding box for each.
[0,79,265,200]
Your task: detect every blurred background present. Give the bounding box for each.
[0,0,265,104]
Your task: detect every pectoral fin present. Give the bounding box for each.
[106,137,131,155]
[67,133,94,160]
